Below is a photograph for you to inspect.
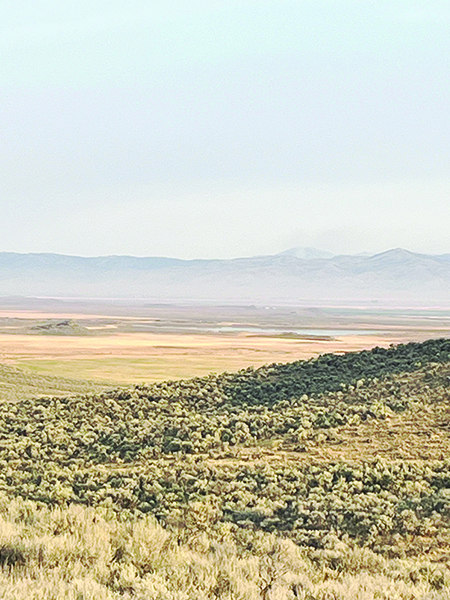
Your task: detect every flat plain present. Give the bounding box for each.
[0,301,450,385]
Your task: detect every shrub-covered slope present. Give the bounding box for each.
[0,339,449,556]
[2,338,450,462]
[2,339,450,597]
[223,337,450,406]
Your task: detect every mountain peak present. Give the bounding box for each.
[374,248,415,257]
[370,248,424,262]
[277,247,334,260]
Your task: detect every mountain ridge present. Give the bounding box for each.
[0,248,449,304]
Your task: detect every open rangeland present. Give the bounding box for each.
[1,303,450,384]
[0,330,432,384]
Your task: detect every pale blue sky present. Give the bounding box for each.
[1,1,449,257]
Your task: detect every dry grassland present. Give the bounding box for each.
[0,304,448,384]
[0,332,406,384]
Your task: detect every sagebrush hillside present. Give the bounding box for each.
[2,339,450,598]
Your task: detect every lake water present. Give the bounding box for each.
[210,327,381,337]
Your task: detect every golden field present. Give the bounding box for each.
[0,329,430,384]
[1,303,449,384]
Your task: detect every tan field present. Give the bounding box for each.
[0,329,444,384]
[0,303,449,383]
[0,331,404,383]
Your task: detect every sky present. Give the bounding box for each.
[1,1,449,258]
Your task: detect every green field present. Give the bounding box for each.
[15,356,265,384]
[0,362,107,402]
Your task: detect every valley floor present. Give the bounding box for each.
[1,302,450,384]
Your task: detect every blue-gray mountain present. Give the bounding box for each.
[1,248,449,304]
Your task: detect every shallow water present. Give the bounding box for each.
[210,326,381,336]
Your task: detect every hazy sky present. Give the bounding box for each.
[1,1,449,258]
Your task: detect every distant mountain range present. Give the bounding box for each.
[1,248,450,305]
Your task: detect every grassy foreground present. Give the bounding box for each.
[0,495,449,600]
[1,339,450,598]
